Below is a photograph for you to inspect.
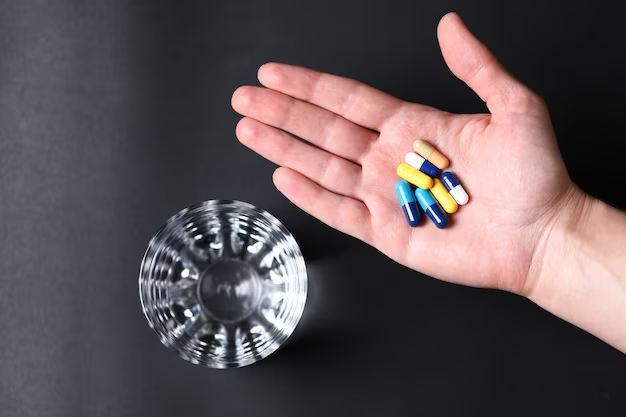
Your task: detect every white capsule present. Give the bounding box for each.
[404,152,440,177]
[449,187,469,205]
[405,152,426,169]
[441,172,469,205]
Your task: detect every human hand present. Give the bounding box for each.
[231,12,584,296]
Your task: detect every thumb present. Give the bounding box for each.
[437,12,534,115]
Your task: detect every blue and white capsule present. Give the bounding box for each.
[441,172,469,205]
[395,180,421,227]
[415,188,448,229]
[405,152,440,178]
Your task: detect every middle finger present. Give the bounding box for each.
[232,86,377,164]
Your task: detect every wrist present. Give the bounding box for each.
[524,185,595,298]
[525,187,626,352]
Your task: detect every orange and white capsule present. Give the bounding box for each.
[413,139,449,170]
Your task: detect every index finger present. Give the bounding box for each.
[257,63,405,132]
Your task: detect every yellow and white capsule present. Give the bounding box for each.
[413,139,449,170]
[430,178,458,214]
[396,163,433,189]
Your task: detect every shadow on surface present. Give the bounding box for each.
[288,223,356,262]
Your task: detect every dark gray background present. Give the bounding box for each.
[1,1,625,416]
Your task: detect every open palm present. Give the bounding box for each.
[231,13,579,296]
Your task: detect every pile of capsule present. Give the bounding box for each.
[395,139,469,229]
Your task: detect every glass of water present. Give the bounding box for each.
[139,200,307,368]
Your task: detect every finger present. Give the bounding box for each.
[236,117,364,200]
[232,86,375,164]
[272,167,372,245]
[257,63,405,132]
[437,12,530,114]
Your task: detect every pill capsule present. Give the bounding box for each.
[405,152,440,178]
[395,180,421,227]
[412,139,449,170]
[415,188,448,229]
[396,163,434,189]
[441,172,469,205]
[431,178,458,214]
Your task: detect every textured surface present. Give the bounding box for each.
[1,1,625,416]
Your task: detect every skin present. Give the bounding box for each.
[232,12,626,353]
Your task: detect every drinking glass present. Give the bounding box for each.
[139,200,307,368]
